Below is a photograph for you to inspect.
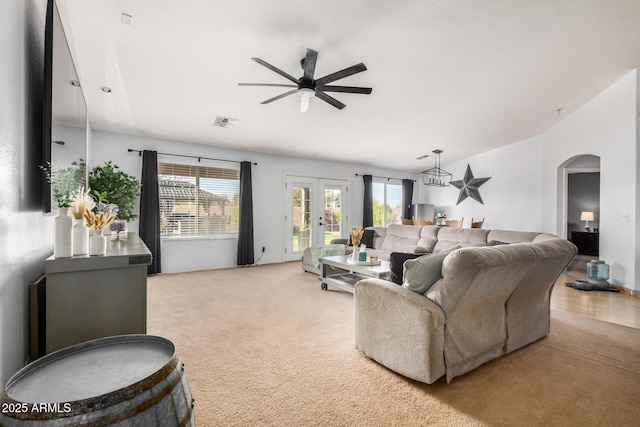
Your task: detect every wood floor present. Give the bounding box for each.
[552,255,640,329]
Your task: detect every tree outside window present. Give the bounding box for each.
[373,180,402,227]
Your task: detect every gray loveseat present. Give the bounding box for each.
[347,225,577,383]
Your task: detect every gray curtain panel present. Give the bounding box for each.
[402,179,414,220]
[139,150,161,274]
[237,161,255,265]
[362,174,373,227]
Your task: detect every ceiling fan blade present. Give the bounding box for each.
[319,85,372,94]
[315,63,367,86]
[251,58,299,84]
[238,83,298,88]
[315,92,346,110]
[260,89,298,104]
[302,49,318,82]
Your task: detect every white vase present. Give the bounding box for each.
[73,219,89,256]
[89,229,107,256]
[54,207,73,258]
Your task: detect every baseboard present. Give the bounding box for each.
[609,283,640,298]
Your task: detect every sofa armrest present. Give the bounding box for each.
[330,238,348,245]
[353,278,446,384]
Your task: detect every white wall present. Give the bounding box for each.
[0,0,53,385]
[540,69,638,290]
[419,69,638,291]
[416,136,542,232]
[90,130,417,273]
[51,123,87,170]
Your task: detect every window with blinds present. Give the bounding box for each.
[372,179,402,227]
[158,162,240,237]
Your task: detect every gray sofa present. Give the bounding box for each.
[348,224,577,383]
[301,224,557,274]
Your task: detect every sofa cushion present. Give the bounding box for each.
[387,224,424,238]
[360,229,375,248]
[486,229,543,244]
[402,245,461,294]
[389,252,425,284]
[380,224,423,252]
[366,227,387,249]
[432,228,489,252]
[416,226,439,252]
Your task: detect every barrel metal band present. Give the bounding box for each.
[0,355,181,421]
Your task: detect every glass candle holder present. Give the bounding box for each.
[587,259,610,284]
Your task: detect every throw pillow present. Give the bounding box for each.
[402,245,461,294]
[389,252,424,285]
[360,229,375,248]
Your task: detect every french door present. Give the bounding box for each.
[284,176,348,261]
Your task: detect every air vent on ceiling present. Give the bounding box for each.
[213,116,238,129]
[416,154,432,160]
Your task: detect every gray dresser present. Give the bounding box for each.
[36,233,152,356]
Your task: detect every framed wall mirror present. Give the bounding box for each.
[43,0,88,213]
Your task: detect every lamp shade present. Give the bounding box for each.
[580,211,594,221]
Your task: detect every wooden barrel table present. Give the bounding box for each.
[0,335,194,426]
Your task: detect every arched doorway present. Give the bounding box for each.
[557,154,601,269]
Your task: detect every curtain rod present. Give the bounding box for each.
[127,149,257,165]
[355,173,416,183]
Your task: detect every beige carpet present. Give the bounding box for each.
[147,262,640,426]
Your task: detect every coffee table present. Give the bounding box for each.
[319,255,391,293]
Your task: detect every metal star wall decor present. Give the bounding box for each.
[451,165,491,205]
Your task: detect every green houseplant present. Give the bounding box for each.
[89,161,142,221]
[41,159,86,208]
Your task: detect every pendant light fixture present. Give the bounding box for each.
[421,149,452,186]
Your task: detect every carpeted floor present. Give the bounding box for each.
[147,262,640,426]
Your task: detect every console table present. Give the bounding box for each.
[36,233,152,357]
[571,231,599,256]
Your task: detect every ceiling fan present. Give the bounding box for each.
[238,48,372,112]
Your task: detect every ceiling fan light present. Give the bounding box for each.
[300,96,309,112]
[298,88,315,112]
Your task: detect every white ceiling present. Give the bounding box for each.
[56,0,640,172]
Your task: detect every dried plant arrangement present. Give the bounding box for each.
[84,210,116,232]
[350,227,364,247]
[70,187,96,220]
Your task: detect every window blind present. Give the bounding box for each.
[158,162,240,237]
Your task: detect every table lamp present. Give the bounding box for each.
[580,211,594,231]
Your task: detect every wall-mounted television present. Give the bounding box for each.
[42,0,88,213]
